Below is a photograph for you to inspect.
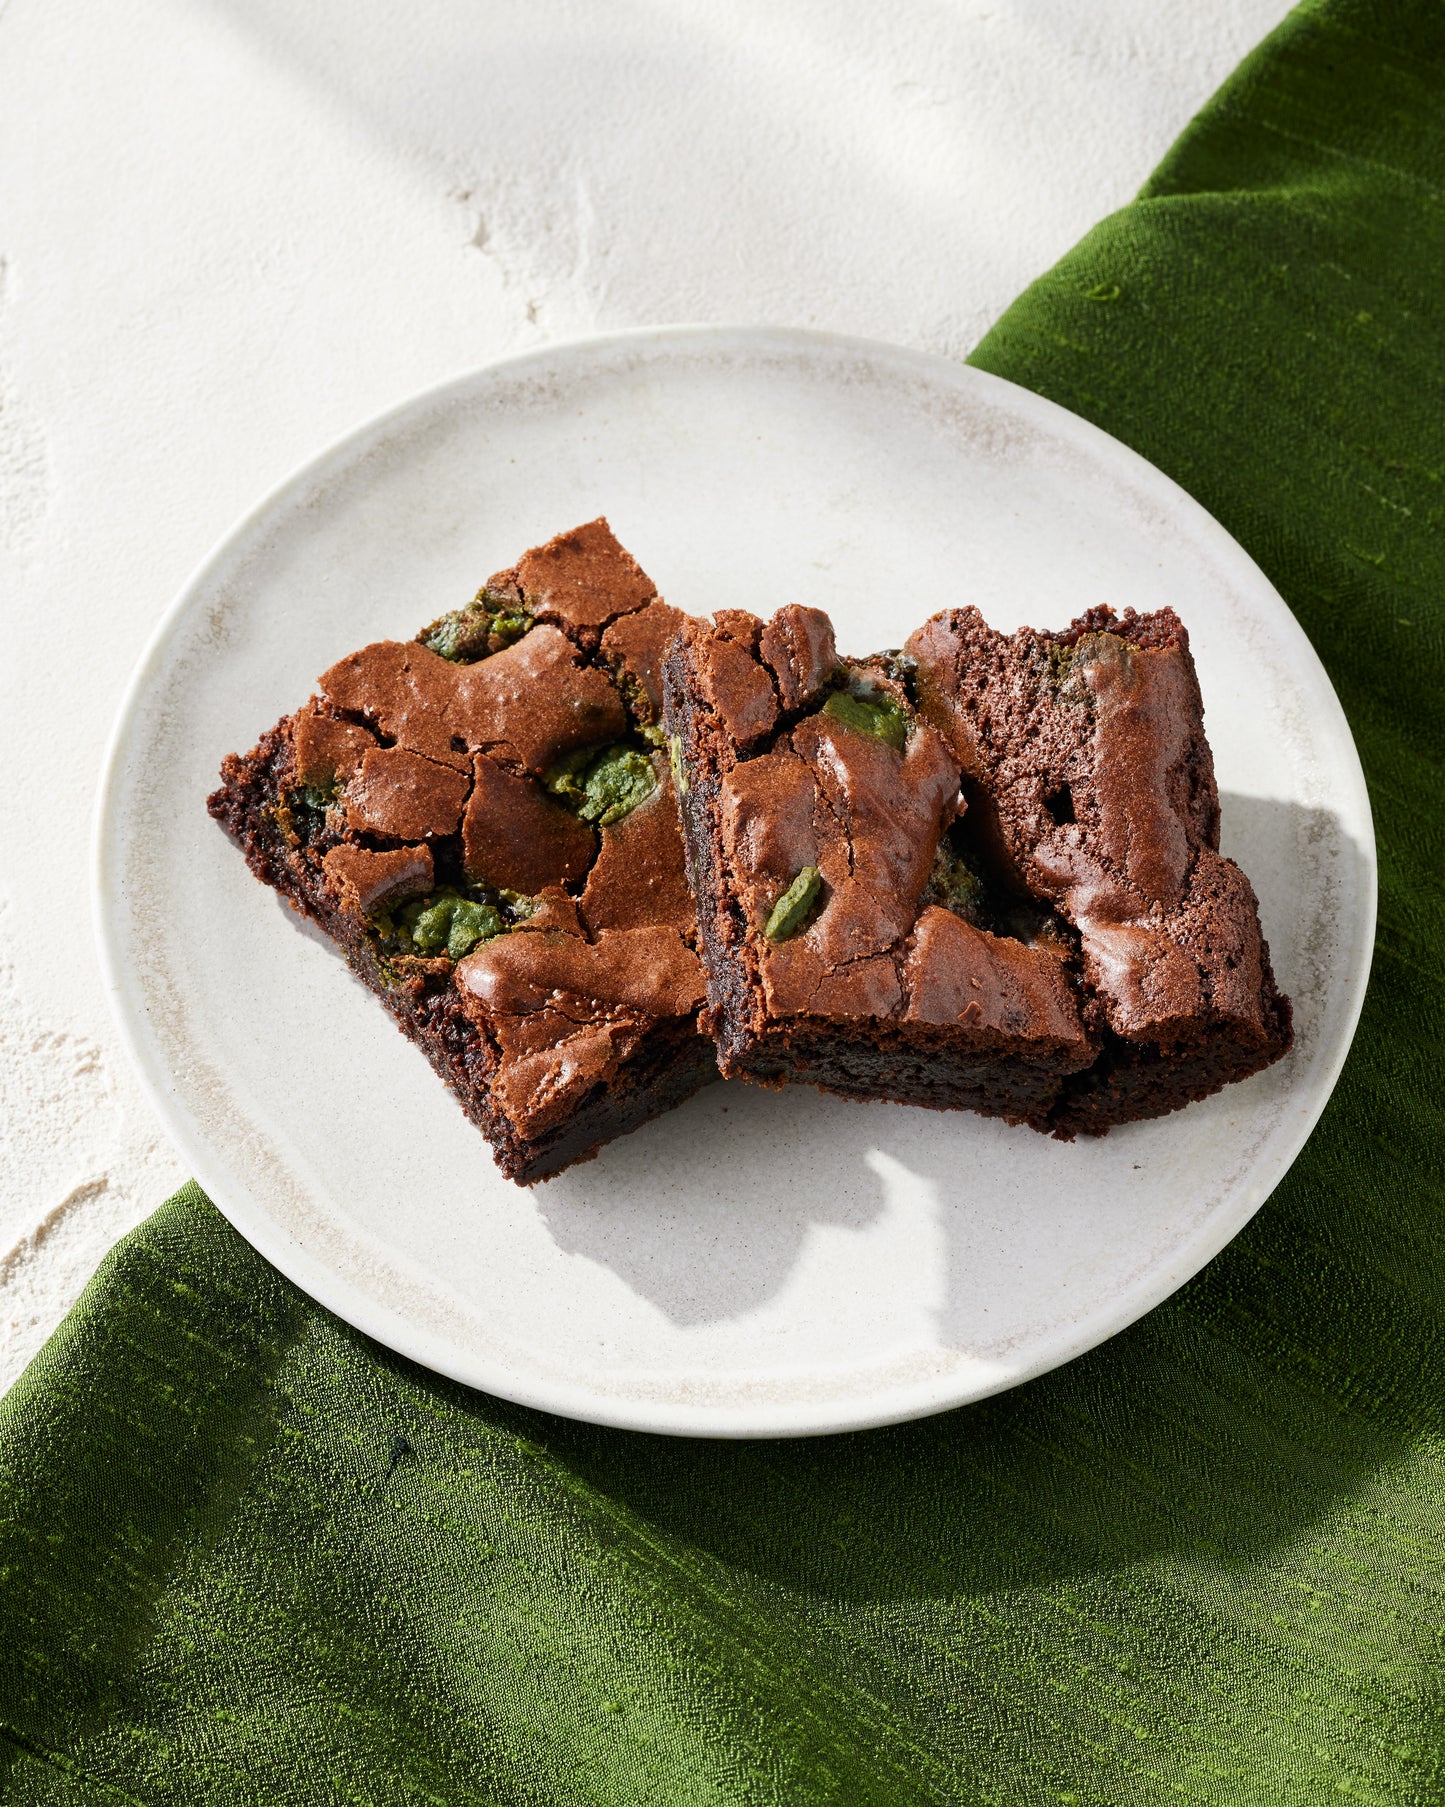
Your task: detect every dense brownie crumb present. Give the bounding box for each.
[662,607,1098,1128]
[208,519,716,1185]
[906,604,1292,1131]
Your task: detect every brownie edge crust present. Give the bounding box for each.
[208,520,716,1185]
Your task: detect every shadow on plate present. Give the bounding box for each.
[541,795,1369,1346]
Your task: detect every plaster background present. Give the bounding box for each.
[0,0,1289,1391]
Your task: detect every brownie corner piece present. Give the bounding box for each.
[208,518,715,1185]
[661,607,1098,1128]
[906,602,1293,1132]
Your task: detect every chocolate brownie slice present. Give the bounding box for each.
[662,608,1098,1125]
[208,519,714,1185]
[906,604,1292,1131]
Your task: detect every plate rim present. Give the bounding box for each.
[92,323,1378,1438]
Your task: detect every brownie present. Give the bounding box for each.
[905,604,1293,1131]
[664,601,1291,1136]
[662,608,1099,1126]
[208,519,715,1185]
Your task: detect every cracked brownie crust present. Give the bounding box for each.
[663,607,1098,1128]
[208,519,715,1185]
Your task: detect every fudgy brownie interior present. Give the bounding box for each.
[209,519,715,1185]
[662,607,1099,1127]
[907,604,1292,1130]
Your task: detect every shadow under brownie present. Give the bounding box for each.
[209,518,715,1184]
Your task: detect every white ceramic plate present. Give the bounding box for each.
[95,328,1375,1438]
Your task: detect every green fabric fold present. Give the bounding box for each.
[5,2,1444,1799]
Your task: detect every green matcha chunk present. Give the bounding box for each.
[420,592,493,663]
[764,866,822,941]
[542,746,595,802]
[488,609,532,648]
[578,747,656,826]
[444,899,503,959]
[420,587,533,662]
[821,688,910,752]
[411,898,455,951]
[546,744,657,826]
[387,888,504,960]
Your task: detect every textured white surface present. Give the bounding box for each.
[1,0,1289,1393]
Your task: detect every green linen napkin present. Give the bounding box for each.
[5,0,1444,1799]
